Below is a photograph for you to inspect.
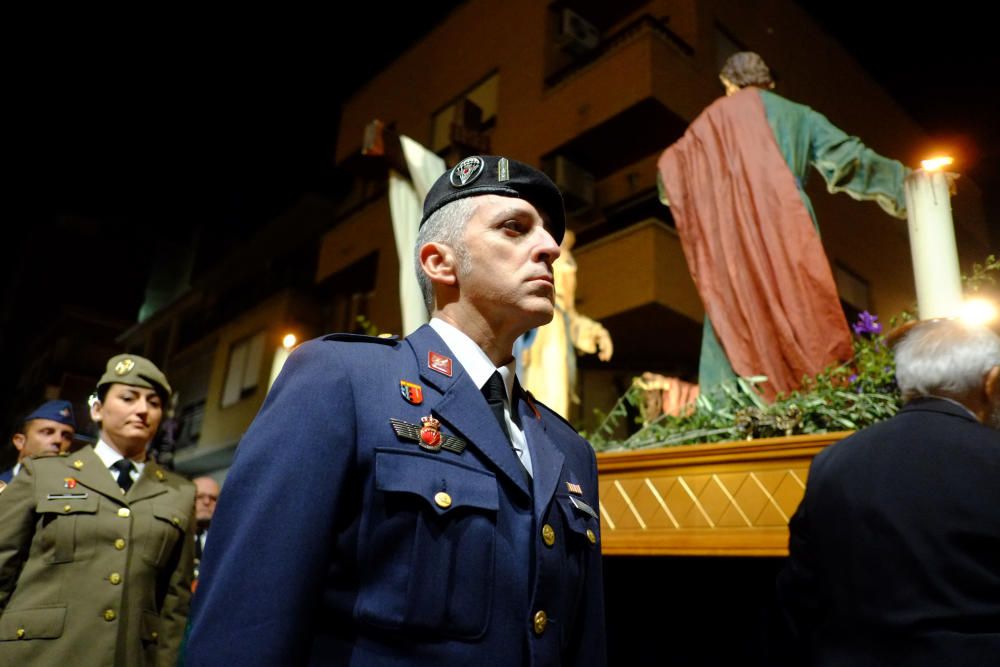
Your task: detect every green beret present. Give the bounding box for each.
[97,354,172,397]
[420,155,566,244]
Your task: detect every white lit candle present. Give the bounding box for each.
[903,157,963,319]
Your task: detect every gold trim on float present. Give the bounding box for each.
[613,479,647,529]
[676,476,715,528]
[748,472,789,524]
[599,499,617,530]
[645,478,679,529]
[711,474,752,527]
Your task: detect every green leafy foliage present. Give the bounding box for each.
[585,255,998,452]
[585,321,900,452]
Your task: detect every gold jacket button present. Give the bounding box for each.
[434,492,452,509]
[104,609,116,622]
[586,529,597,545]
[151,631,159,640]
[63,504,72,512]
[171,517,181,526]
[73,460,84,470]
[16,628,25,639]
[155,470,166,481]
[541,524,556,547]
[117,507,131,518]
[109,572,122,585]
[114,538,126,550]
[533,610,547,635]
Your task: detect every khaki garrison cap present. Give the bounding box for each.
[97,354,172,398]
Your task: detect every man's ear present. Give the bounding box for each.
[419,242,459,287]
[11,433,26,454]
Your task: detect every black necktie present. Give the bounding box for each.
[112,459,134,493]
[483,372,531,487]
[482,371,513,444]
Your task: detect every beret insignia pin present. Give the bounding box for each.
[450,156,485,187]
[114,358,135,375]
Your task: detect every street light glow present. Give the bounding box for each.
[282,333,298,349]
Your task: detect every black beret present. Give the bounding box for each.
[420,155,565,244]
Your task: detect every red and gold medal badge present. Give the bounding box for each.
[419,416,443,451]
[64,477,78,489]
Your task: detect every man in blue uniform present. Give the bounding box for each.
[187,156,607,666]
[0,400,76,487]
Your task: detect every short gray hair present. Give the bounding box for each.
[414,197,478,313]
[895,319,1000,401]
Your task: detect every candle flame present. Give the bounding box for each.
[921,156,954,171]
[959,298,998,327]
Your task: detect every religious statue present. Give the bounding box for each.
[518,230,613,418]
[658,52,910,399]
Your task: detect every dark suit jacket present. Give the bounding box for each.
[0,468,12,484]
[187,325,606,666]
[776,398,1000,666]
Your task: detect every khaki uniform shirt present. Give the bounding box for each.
[0,446,195,666]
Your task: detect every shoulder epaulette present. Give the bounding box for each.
[323,333,400,346]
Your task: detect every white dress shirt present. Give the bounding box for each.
[94,438,146,487]
[429,318,533,477]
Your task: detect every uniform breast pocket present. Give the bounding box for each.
[35,495,99,563]
[356,449,499,639]
[142,504,189,569]
[556,494,600,556]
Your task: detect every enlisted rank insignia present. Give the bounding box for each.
[450,156,484,187]
[427,351,453,377]
[566,481,583,495]
[399,380,424,405]
[390,418,467,454]
[114,358,135,375]
[64,477,78,489]
[73,460,84,470]
[497,157,510,182]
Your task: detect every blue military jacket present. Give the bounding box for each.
[187,324,606,666]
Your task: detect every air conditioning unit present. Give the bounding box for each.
[547,155,595,214]
[557,8,600,55]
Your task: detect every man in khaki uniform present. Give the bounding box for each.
[0,354,195,666]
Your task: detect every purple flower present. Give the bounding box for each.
[848,374,858,384]
[852,311,883,336]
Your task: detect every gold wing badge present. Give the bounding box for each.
[389,417,467,454]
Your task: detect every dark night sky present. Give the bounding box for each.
[3,4,997,414]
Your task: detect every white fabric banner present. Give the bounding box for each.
[388,136,446,335]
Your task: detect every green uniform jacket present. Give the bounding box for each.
[0,446,195,666]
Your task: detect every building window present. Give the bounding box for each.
[221,331,265,407]
[430,72,498,154]
[833,262,871,323]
